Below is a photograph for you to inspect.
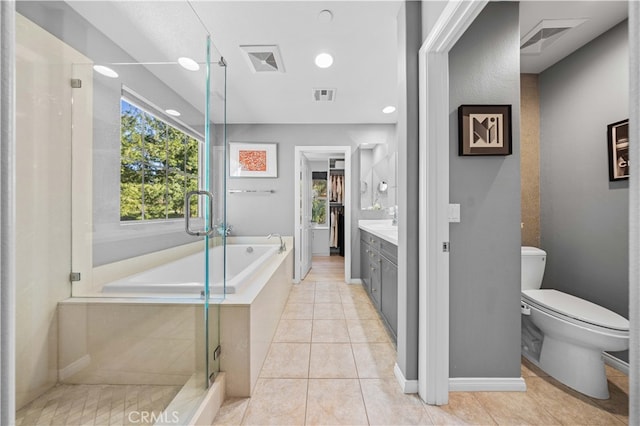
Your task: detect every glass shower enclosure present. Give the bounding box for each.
[14,1,227,423]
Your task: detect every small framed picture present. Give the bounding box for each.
[607,119,629,181]
[229,142,278,178]
[458,105,512,156]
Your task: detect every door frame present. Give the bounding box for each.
[294,146,351,283]
[417,0,488,405]
[300,154,312,279]
[627,3,639,425]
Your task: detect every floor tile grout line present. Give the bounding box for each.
[469,392,500,426]
[303,278,316,426]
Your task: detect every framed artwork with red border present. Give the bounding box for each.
[230,142,278,178]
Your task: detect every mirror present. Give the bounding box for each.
[360,144,396,210]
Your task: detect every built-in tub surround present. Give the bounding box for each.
[58,237,293,399]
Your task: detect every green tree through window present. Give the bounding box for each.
[120,99,200,221]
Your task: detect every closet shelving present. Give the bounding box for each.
[328,158,345,256]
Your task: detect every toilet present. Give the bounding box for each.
[520,246,629,399]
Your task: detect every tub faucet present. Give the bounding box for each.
[389,206,398,226]
[267,233,286,253]
[216,222,233,236]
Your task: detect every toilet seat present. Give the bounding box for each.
[522,289,629,333]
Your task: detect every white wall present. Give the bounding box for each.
[15,14,91,408]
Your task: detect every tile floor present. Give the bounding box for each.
[15,383,181,425]
[213,256,629,426]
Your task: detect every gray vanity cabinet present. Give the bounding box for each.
[359,230,397,341]
[370,254,381,307]
[360,238,371,294]
[380,241,398,338]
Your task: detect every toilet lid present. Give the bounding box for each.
[522,289,629,331]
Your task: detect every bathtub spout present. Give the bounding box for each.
[267,233,286,253]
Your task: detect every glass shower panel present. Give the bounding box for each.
[29,1,224,423]
[208,39,228,380]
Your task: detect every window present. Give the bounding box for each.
[120,99,201,221]
[311,171,328,225]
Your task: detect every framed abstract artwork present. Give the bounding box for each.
[229,142,278,178]
[607,119,629,181]
[458,105,512,156]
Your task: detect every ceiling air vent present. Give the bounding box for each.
[313,88,336,102]
[521,19,588,55]
[240,45,285,73]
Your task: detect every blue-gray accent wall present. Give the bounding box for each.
[540,20,629,362]
[449,2,522,378]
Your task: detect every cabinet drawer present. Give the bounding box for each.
[360,230,380,251]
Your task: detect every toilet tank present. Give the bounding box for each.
[521,246,547,291]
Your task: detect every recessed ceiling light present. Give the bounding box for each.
[178,57,200,71]
[165,109,181,117]
[315,53,333,68]
[93,65,118,78]
[318,9,333,23]
[382,106,396,114]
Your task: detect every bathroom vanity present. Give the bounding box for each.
[359,220,398,341]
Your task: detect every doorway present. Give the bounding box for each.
[294,146,351,284]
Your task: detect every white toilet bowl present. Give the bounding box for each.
[521,289,629,399]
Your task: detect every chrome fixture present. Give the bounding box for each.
[267,233,286,253]
[228,189,275,194]
[216,222,233,236]
[389,205,398,226]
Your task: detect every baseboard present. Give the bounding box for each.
[394,363,419,394]
[349,278,363,285]
[449,377,527,392]
[602,352,629,375]
[58,354,91,381]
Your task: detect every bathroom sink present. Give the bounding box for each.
[359,219,395,229]
[358,220,398,245]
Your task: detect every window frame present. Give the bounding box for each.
[119,94,205,224]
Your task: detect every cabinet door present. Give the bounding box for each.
[369,256,381,307]
[380,256,398,338]
[360,241,371,293]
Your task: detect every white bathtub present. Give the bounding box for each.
[101,244,279,295]
[60,236,293,400]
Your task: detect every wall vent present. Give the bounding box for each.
[240,45,285,73]
[521,19,588,55]
[313,88,336,102]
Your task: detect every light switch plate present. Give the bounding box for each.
[448,204,460,223]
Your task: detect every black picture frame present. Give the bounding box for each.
[458,105,512,156]
[607,119,629,181]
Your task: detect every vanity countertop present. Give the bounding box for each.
[358,220,398,245]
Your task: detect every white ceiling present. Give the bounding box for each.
[67,1,628,125]
[69,0,401,125]
[520,1,628,74]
